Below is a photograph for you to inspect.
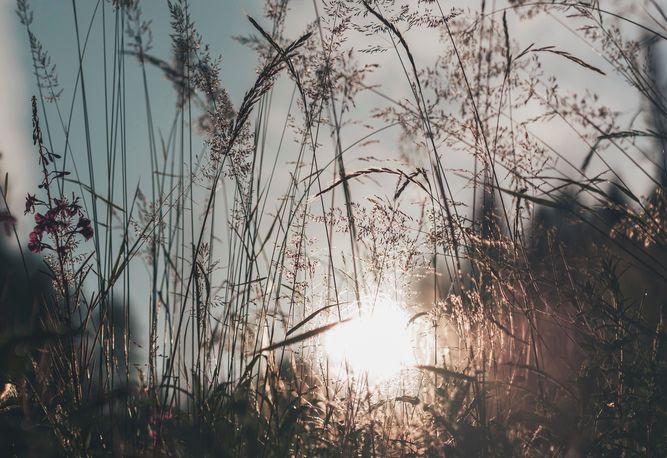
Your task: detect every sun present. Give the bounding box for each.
[323,296,415,383]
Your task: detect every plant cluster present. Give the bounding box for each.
[0,0,666,456]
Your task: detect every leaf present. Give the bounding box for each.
[502,11,511,73]
[581,138,601,172]
[256,319,350,354]
[407,311,428,327]
[495,186,564,210]
[598,129,667,140]
[395,395,420,406]
[417,365,476,382]
[532,46,606,75]
[609,180,640,204]
[314,167,393,197]
[286,302,344,337]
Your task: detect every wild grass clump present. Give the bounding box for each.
[0,0,666,456]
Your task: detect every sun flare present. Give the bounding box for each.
[323,298,415,382]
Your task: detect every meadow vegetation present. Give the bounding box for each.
[1,0,667,456]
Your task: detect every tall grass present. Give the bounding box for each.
[1,0,666,456]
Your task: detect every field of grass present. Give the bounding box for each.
[1,0,666,456]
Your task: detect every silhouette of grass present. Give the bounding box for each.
[1,0,666,456]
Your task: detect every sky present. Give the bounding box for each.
[0,0,33,217]
[0,0,264,228]
[1,0,661,221]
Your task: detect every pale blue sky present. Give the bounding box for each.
[3,1,663,215]
[1,0,266,220]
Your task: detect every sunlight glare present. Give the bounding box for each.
[324,298,415,382]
